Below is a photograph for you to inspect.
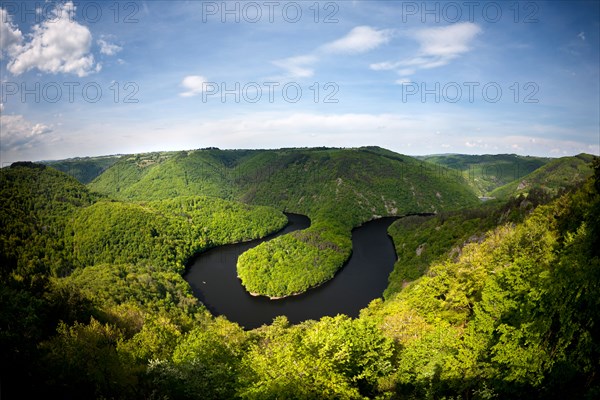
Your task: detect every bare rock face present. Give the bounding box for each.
[416,243,426,256]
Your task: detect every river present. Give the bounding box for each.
[184,213,398,329]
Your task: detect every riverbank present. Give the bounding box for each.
[184,215,398,329]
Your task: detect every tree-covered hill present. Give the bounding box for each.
[89,147,479,217]
[0,162,289,398]
[0,162,97,280]
[418,153,551,196]
[385,191,555,298]
[2,156,598,399]
[362,167,600,399]
[490,153,594,199]
[42,155,123,184]
[89,147,480,297]
[71,197,287,271]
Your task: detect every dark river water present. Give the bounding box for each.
[184,214,398,329]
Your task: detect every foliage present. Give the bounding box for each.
[490,153,594,199]
[39,318,136,399]
[148,317,247,399]
[365,171,600,398]
[0,162,96,279]
[239,315,394,399]
[2,154,599,399]
[64,263,200,319]
[237,224,351,298]
[0,162,287,398]
[42,155,122,184]
[90,147,480,297]
[385,193,551,297]
[71,196,286,270]
[418,153,550,196]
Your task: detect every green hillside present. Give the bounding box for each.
[0,162,97,279]
[89,147,480,297]
[89,147,478,215]
[42,155,123,184]
[71,197,286,271]
[490,154,594,199]
[2,157,598,399]
[385,192,552,298]
[418,154,550,196]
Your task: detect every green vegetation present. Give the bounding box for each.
[89,147,479,297]
[238,222,351,297]
[43,155,122,184]
[71,197,287,270]
[363,170,600,398]
[490,153,594,199]
[0,162,97,279]
[418,153,550,196]
[0,162,287,398]
[2,154,599,399]
[385,190,553,297]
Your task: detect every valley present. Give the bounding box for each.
[1,147,598,399]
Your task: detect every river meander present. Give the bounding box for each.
[184,214,397,329]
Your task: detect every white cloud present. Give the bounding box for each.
[273,26,390,78]
[369,61,395,71]
[370,22,481,77]
[7,2,99,77]
[415,23,481,58]
[0,114,53,151]
[180,75,209,97]
[398,68,415,76]
[0,7,23,57]
[272,55,317,79]
[578,31,586,41]
[321,26,393,54]
[97,38,123,56]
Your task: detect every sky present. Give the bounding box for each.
[0,0,599,164]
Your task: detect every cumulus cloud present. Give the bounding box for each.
[0,114,53,151]
[321,26,393,54]
[97,38,123,56]
[7,1,99,77]
[0,7,23,57]
[370,22,481,78]
[180,75,209,97]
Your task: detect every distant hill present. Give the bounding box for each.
[417,154,551,196]
[42,155,122,184]
[89,147,479,222]
[490,154,595,199]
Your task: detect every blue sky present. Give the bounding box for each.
[1,0,598,164]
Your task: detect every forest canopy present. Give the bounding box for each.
[1,150,598,399]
